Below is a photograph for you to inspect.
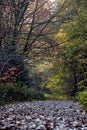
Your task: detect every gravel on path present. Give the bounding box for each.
[0,100,87,130]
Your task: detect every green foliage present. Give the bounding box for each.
[78,80,87,91]
[78,89,87,107]
[0,82,45,105]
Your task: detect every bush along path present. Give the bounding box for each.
[0,100,87,130]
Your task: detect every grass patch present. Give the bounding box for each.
[45,93,68,100]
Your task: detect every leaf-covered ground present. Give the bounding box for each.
[0,100,87,130]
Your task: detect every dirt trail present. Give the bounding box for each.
[0,100,87,130]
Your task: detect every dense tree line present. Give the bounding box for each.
[47,0,87,99]
[0,0,87,106]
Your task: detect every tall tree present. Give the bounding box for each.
[0,0,57,85]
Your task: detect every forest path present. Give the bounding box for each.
[0,100,87,130]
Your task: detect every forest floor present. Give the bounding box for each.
[0,100,87,130]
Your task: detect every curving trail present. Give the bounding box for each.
[0,100,87,130]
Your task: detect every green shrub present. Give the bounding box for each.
[0,82,45,105]
[28,88,45,101]
[78,89,87,107]
[0,85,28,102]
